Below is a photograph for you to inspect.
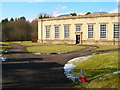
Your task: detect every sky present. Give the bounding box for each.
[0,1,119,22]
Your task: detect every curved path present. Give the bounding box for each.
[2,44,98,88]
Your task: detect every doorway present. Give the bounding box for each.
[76,35,80,44]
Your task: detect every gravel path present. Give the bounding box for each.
[2,44,99,88]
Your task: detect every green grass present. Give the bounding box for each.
[12,41,120,52]
[0,42,12,54]
[71,51,119,88]
[20,41,43,46]
[26,45,86,53]
[13,41,86,53]
[93,45,119,52]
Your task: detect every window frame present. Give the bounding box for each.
[46,26,50,39]
[88,25,94,38]
[76,25,81,32]
[55,26,59,39]
[64,25,69,39]
[100,24,106,39]
[114,24,119,39]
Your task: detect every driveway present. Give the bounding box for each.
[2,44,98,88]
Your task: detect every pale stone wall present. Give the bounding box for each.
[38,13,119,45]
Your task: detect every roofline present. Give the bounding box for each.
[38,13,119,22]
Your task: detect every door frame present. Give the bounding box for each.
[75,32,83,44]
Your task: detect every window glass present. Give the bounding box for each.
[88,25,94,38]
[114,24,119,39]
[46,26,50,38]
[64,26,69,38]
[55,26,59,38]
[100,25,106,38]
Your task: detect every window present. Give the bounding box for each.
[114,24,120,39]
[46,26,50,38]
[55,26,59,38]
[100,25,106,38]
[76,25,81,32]
[64,26,69,38]
[88,25,94,38]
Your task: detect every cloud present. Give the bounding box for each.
[28,18,35,22]
[78,13,86,15]
[53,5,67,17]
[61,6,67,10]
[109,8,119,13]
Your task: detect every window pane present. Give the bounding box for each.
[100,25,106,38]
[88,25,93,38]
[114,24,120,38]
[46,26,50,38]
[55,26,59,38]
[76,25,81,32]
[64,26,69,38]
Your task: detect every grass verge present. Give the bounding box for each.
[71,51,119,88]
[0,42,12,54]
[93,45,119,52]
[12,41,87,53]
[26,45,86,53]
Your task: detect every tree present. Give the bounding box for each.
[10,18,14,21]
[39,14,43,19]
[70,12,77,16]
[30,19,38,39]
[85,12,91,15]
[2,18,8,23]
[19,17,26,21]
[39,13,53,19]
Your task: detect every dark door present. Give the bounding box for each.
[76,35,80,44]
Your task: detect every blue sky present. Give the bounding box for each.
[1,2,119,22]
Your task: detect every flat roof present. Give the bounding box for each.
[38,13,119,21]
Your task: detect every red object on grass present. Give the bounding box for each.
[81,69,88,83]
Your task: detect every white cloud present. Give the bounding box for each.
[61,6,67,10]
[53,5,67,17]
[28,18,35,22]
[78,13,86,15]
[109,8,119,13]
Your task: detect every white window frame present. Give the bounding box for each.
[64,25,69,38]
[76,25,81,32]
[46,26,50,38]
[55,26,59,39]
[114,24,119,39]
[100,25,106,38]
[88,25,94,38]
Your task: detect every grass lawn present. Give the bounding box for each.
[93,45,119,52]
[0,42,12,54]
[11,41,120,52]
[11,41,86,53]
[20,41,43,46]
[26,45,86,53]
[71,51,119,88]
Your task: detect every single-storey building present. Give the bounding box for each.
[38,13,119,45]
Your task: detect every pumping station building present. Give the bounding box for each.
[38,13,119,45]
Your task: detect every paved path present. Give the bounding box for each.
[2,44,98,88]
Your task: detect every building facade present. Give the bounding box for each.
[38,13,119,45]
